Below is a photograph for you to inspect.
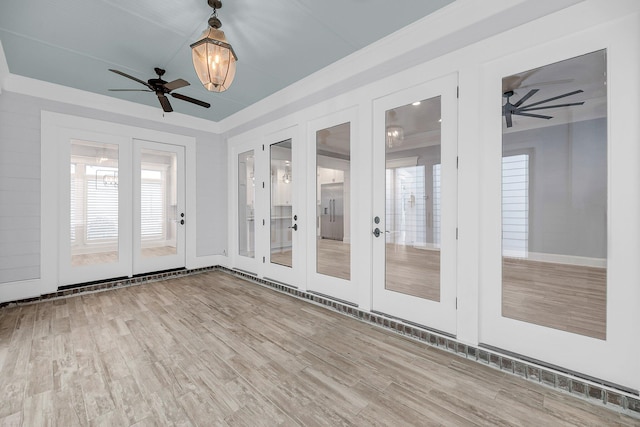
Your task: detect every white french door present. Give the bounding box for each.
[306,108,358,304]
[59,132,185,285]
[133,140,185,275]
[371,73,458,335]
[59,130,132,286]
[256,126,307,287]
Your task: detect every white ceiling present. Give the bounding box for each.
[0,0,455,122]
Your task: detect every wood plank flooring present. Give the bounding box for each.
[0,271,635,426]
[502,257,607,340]
[72,246,177,267]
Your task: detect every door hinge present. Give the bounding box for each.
[456,298,458,309]
[262,181,265,189]
[456,86,459,98]
[262,256,265,263]
[262,144,265,151]
[262,219,265,226]
[456,227,458,240]
[456,156,459,169]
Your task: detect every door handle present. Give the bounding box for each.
[373,228,381,237]
[180,219,185,225]
[288,224,298,231]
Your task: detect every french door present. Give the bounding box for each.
[258,127,306,286]
[59,132,185,285]
[371,73,458,335]
[133,140,185,275]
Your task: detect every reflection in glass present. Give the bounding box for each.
[385,97,441,301]
[316,123,350,280]
[70,140,119,266]
[140,149,178,258]
[238,150,255,258]
[270,140,293,267]
[501,50,607,339]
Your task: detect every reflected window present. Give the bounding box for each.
[238,150,255,258]
[140,149,177,258]
[316,122,351,280]
[70,140,119,266]
[501,50,607,340]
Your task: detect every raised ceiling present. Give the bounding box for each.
[0,0,454,122]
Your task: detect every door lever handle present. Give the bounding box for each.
[288,224,298,231]
[373,228,381,237]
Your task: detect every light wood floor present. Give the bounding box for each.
[385,244,440,301]
[0,272,635,426]
[274,243,606,339]
[71,246,176,267]
[317,239,350,281]
[502,257,607,340]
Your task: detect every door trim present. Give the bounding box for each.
[370,73,459,336]
[42,112,196,289]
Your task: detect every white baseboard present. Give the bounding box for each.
[503,251,606,268]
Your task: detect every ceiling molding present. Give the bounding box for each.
[218,0,585,135]
[3,73,219,133]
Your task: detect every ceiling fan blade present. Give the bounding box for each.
[513,112,553,120]
[171,92,211,109]
[518,78,574,90]
[108,89,153,92]
[513,89,539,108]
[164,79,190,91]
[518,102,585,112]
[158,94,173,112]
[505,111,513,128]
[109,69,152,89]
[520,90,584,109]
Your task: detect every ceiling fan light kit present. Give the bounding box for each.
[191,0,238,93]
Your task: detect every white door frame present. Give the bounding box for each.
[42,112,195,288]
[229,138,261,276]
[371,73,459,336]
[257,125,306,287]
[306,107,359,303]
[132,139,186,275]
[57,128,133,286]
[478,16,640,389]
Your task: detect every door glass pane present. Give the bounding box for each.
[238,150,255,258]
[501,50,607,339]
[385,97,441,301]
[140,149,177,258]
[316,123,350,280]
[70,140,119,266]
[270,140,293,267]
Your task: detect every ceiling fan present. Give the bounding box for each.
[502,88,584,128]
[109,67,211,113]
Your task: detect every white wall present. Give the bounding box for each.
[0,90,227,291]
[223,0,640,392]
[504,118,607,260]
[0,0,638,393]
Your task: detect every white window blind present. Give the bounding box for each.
[141,170,165,240]
[86,166,118,241]
[502,154,529,257]
[433,164,441,247]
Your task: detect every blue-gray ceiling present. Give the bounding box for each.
[0,0,455,121]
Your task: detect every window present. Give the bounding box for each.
[502,154,529,257]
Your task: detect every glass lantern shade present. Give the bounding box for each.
[191,27,237,93]
[386,125,404,148]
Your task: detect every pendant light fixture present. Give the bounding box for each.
[386,110,404,148]
[190,0,237,92]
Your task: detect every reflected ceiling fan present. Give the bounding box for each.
[502,88,584,128]
[109,68,210,113]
